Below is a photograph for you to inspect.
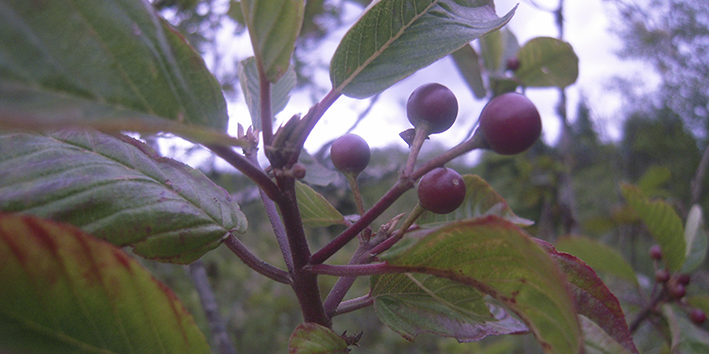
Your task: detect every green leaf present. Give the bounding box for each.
[0,213,211,354]
[536,239,639,354]
[288,322,349,354]
[418,175,533,226]
[241,0,304,82]
[479,27,520,74]
[330,0,516,98]
[687,295,709,314]
[515,37,579,88]
[579,316,635,354]
[451,44,486,99]
[555,236,638,285]
[636,165,672,197]
[371,273,528,342]
[621,183,686,271]
[295,181,346,227]
[681,204,708,273]
[237,57,297,130]
[663,304,709,354]
[0,130,247,263]
[379,216,582,354]
[0,1,235,145]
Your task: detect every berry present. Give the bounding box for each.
[649,245,663,260]
[655,269,670,283]
[330,134,371,175]
[506,57,520,72]
[676,273,691,285]
[417,168,466,214]
[406,83,459,134]
[690,309,707,325]
[478,92,542,155]
[668,283,686,299]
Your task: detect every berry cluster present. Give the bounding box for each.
[649,245,706,326]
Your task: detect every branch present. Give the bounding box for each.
[333,295,375,317]
[245,151,294,274]
[207,144,282,202]
[273,176,331,327]
[323,214,403,317]
[223,234,293,284]
[287,89,342,166]
[308,262,402,277]
[186,260,238,354]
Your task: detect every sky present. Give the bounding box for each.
[176,0,661,169]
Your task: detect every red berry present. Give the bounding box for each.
[676,273,691,285]
[506,57,520,72]
[649,245,663,260]
[478,92,542,155]
[330,134,371,175]
[690,309,707,325]
[655,269,670,283]
[406,83,459,134]
[417,168,466,214]
[668,283,686,298]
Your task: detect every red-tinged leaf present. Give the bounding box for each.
[379,216,581,354]
[0,213,210,354]
[621,184,685,271]
[579,316,635,354]
[418,175,533,226]
[371,273,528,342]
[288,323,349,354]
[536,239,639,354]
[556,236,637,285]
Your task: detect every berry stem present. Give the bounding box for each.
[369,204,424,256]
[346,173,367,216]
[310,132,487,265]
[404,127,430,176]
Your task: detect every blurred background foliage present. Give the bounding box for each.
[138,0,709,352]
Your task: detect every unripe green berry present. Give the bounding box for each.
[330,134,371,175]
[478,92,542,155]
[417,167,466,214]
[406,83,459,134]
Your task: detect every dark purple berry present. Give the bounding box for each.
[676,273,691,285]
[655,269,670,283]
[649,245,663,260]
[668,283,686,299]
[690,309,706,325]
[330,134,371,175]
[506,57,520,72]
[478,92,542,155]
[417,168,466,214]
[406,83,459,134]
